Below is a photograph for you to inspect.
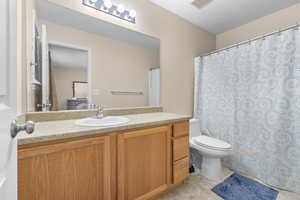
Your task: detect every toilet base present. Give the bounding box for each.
[201,156,222,181]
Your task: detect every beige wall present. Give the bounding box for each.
[42,20,159,108]
[52,66,87,110]
[47,0,216,115]
[217,3,300,49]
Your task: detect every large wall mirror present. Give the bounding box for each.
[28,0,160,112]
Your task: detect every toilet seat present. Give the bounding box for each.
[193,136,232,151]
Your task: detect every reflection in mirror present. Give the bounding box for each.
[28,0,160,112]
[48,44,88,111]
[69,81,89,110]
[73,81,88,99]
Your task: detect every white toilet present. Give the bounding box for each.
[189,119,232,181]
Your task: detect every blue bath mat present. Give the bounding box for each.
[212,173,279,200]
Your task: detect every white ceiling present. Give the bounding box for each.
[36,0,160,49]
[150,0,300,34]
[49,44,88,69]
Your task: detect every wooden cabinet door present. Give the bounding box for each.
[118,126,171,200]
[18,136,111,200]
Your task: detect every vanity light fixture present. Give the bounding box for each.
[83,0,136,23]
[116,4,125,14]
[129,9,136,19]
[103,0,113,9]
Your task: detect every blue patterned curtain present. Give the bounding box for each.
[196,28,300,193]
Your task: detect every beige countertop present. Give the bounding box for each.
[17,112,191,146]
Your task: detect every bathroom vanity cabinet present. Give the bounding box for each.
[18,121,189,200]
[118,125,171,200]
[18,136,112,200]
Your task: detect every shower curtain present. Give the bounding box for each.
[195,28,300,193]
[49,52,59,111]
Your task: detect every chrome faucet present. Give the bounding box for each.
[95,105,104,119]
[89,104,104,119]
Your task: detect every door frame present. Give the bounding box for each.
[47,40,92,104]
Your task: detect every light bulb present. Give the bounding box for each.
[117,4,125,14]
[103,0,112,9]
[129,9,136,18]
[90,0,98,4]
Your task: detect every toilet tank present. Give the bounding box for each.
[189,119,201,138]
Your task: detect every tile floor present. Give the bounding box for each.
[157,168,300,200]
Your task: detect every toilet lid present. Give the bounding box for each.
[193,136,232,150]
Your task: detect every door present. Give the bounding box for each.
[118,126,171,200]
[0,0,18,199]
[41,24,50,111]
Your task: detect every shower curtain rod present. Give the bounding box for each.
[200,23,300,57]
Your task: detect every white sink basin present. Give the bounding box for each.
[75,116,130,127]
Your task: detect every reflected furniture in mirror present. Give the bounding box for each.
[67,81,89,110]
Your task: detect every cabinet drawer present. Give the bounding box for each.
[173,121,189,138]
[173,157,189,184]
[173,136,189,161]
